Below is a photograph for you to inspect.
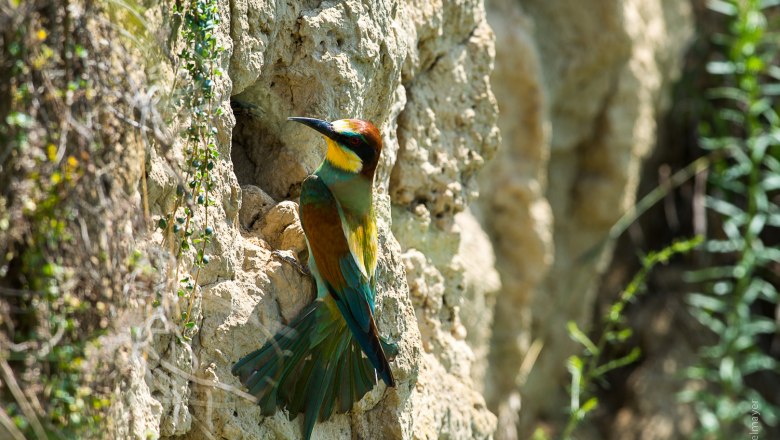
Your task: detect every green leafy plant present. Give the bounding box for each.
[559,237,703,440]
[680,0,780,438]
[1,1,158,437]
[156,0,224,334]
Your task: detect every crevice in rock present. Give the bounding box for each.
[229,97,306,204]
[230,99,264,187]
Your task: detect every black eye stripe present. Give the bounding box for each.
[340,133,364,146]
[339,132,376,164]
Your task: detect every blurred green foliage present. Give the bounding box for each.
[1,7,103,438]
[0,1,157,437]
[552,238,703,440]
[679,1,780,438]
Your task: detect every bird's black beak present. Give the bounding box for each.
[288,117,338,140]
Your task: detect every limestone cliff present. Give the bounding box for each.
[126,0,500,439]
[481,0,693,436]
[111,0,694,438]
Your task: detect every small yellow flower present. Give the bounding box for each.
[37,29,47,41]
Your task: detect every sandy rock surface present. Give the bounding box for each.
[111,0,693,438]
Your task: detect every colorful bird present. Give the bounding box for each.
[232,117,397,440]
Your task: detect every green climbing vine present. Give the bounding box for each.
[157,0,224,334]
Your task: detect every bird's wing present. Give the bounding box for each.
[321,175,377,287]
[299,174,395,387]
[338,206,378,312]
[299,174,373,332]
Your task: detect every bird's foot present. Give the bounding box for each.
[380,337,399,361]
[271,250,311,277]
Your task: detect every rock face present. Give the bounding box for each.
[106,0,694,438]
[128,0,500,439]
[481,0,693,436]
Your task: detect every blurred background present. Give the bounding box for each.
[479,1,780,439]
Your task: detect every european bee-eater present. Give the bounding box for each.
[232,117,397,440]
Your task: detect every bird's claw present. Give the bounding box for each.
[271,250,311,277]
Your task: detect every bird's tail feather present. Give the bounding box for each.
[331,294,396,388]
[231,297,378,440]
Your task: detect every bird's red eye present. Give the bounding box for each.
[350,137,360,146]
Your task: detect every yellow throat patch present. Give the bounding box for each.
[324,137,363,173]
